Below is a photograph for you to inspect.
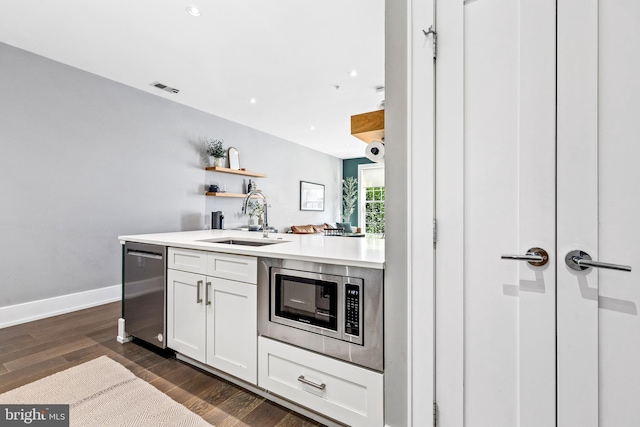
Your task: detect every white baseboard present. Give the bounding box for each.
[0,285,122,329]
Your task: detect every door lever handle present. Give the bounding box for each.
[501,247,549,266]
[565,250,632,272]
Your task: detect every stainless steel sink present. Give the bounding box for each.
[197,238,287,247]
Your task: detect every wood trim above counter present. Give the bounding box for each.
[350,109,384,144]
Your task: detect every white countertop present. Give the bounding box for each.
[118,229,385,269]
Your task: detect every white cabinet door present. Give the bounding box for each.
[167,250,258,383]
[167,269,206,363]
[205,277,257,384]
[557,0,640,425]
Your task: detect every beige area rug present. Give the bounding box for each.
[0,356,212,427]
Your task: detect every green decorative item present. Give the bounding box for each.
[205,138,226,167]
[342,176,358,223]
[247,200,270,225]
[205,138,226,158]
[247,200,271,231]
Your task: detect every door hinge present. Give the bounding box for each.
[433,402,439,427]
[423,26,438,60]
[433,219,438,244]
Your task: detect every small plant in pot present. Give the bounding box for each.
[342,176,357,223]
[247,200,270,231]
[205,138,227,167]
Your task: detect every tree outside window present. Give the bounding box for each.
[365,186,385,235]
[357,163,385,237]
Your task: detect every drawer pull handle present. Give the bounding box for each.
[298,375,326,390]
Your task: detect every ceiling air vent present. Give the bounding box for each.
[151,82,180,94]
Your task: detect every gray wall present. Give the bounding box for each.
[204,135,340,231]
[0,42,340,308]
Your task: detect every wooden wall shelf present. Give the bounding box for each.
[206,192,245,198]
[205,167,267,178]
[350,109,385,144]
[205,192,261,198]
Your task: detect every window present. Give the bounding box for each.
[365,186,385,235]
[358,164,385,236]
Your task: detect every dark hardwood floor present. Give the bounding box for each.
[0,302,325,426]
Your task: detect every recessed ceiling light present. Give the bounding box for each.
[310,126,315,131]
[249,98,257,104]
[187,7,201,16]
[349,70,358,77]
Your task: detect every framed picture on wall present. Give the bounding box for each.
[300,181,325,211]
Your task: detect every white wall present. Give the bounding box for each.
[204,135,341,231]
[0,42,340,309]
[384,0,410,424]
[385,0,436,425]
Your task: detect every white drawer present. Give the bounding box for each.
[167,248,208,274]
[167,249,257,284]
[258,337,383,427]
[207,252,257,284]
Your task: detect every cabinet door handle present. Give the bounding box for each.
[196,280,203,303]
[298,375,326,390]
[206,281,212,305]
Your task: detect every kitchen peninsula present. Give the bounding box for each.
[118,229,385,427]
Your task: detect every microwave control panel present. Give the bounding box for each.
[345,284,361,338]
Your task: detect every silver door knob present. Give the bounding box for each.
[565,250,632,272]
[501,247,549,266]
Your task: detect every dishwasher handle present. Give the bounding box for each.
[127,250,163,260]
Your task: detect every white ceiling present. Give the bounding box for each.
[0,0,385,159]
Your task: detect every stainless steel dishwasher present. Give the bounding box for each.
[124,242,166,349]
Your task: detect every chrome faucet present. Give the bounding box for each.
[242,190,270,238]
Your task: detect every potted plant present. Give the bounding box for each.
[247,200,269,230]
[342,176,357,223]
[205,138,227,167]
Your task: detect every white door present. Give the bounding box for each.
[436,0,640,426]
[557,0,640,425]
[435,0,556,425]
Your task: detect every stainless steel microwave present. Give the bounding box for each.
[258,258,384,372]
[270,267,364,346]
